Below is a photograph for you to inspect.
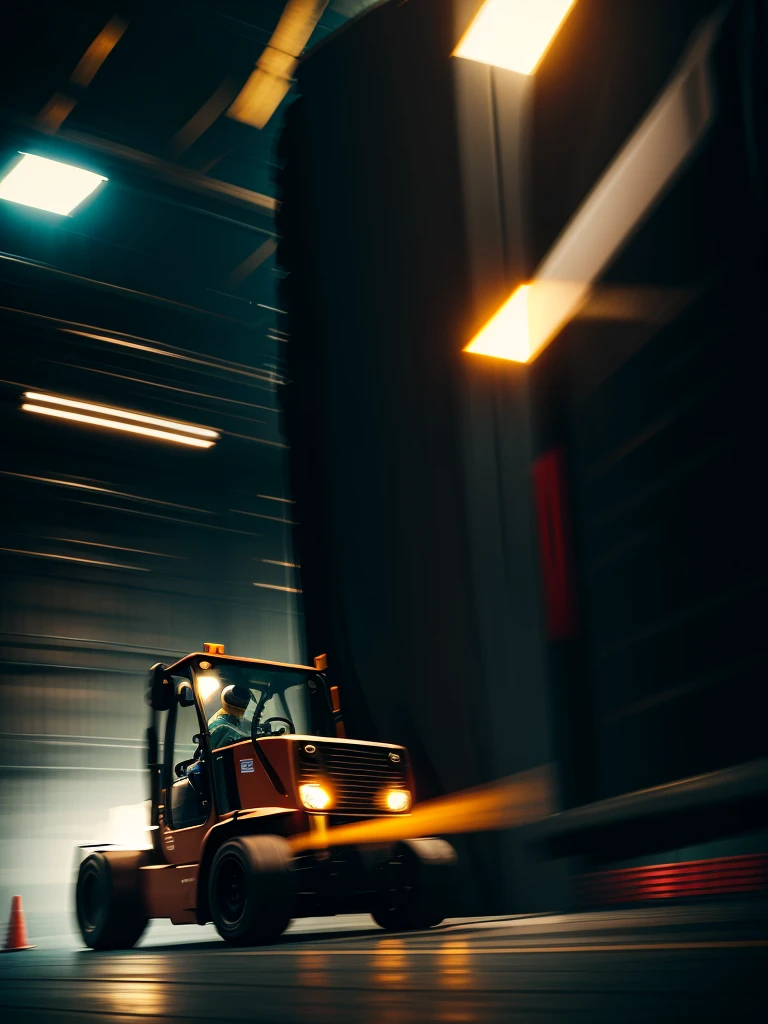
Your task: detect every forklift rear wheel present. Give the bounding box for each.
[371,838,457,932]
[76,852,148,950]
[208,835,294,945]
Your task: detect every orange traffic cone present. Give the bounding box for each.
[2,895,35,952]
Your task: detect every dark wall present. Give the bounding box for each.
[528,0,768,804]
[276,0,558,913]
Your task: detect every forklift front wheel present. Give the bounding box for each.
[371,837,458,932]
[208,835,294,945]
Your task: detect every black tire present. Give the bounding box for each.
[371,838,458,932]
[76,852,148,950]
[208,835,294,945]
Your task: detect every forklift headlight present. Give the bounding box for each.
[299,783,332,811]
[385,789,411,813]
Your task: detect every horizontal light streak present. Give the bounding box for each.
[260,559,300,568]
[0,546,149,570]
[24,392,218,438]
[63,330,277,386]
[253,582,303,593]
[21,404,215,447]
[232,508,295,525]
[52,362,276,414]
[51,538,184,559]
[257,494,294,504]
[1,470,213,512]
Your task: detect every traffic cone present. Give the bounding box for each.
[2,895,35,952]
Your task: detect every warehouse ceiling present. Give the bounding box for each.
[0,1,378,331]
[0,1,382,662]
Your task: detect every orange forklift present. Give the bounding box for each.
[75,644,457,949]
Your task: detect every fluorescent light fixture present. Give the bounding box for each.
[24,393,218,438]
[464,285,531,361]
[0,153,106,215]
[454,0,577,76]
[22,404,215,448]
[464,14,717,363]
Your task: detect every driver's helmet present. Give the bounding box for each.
[220,683,251,719]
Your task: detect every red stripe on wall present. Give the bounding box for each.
[532,449,577,639]
[575,854,768,904]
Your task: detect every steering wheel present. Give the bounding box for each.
[258,716,295,736]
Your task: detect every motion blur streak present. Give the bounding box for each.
[289,766,552,853]
[64,330,278,386]
[51,537,185,558]
[253,582,303,593]
[0,546,149,570]
[233,508,295,524]
[465,11,718,363]
[21,403,216,447]
[50,364,277,414]
[1,469,214,512]
[24,392,219,438]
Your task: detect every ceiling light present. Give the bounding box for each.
[24,392,218,438]
[453,0,577,76]
[464,285,532,362]
[0,153,106,215]
[21,404,215,448]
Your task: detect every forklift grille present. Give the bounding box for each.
[297,741,409,816]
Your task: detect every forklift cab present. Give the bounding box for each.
[152,648,338,841]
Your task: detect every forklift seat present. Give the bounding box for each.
[171,772,206,828]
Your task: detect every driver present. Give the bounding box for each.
[207,684,251,749]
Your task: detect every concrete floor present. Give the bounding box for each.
[2,903,766,1022]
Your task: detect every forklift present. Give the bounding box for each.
[75,644,457,949]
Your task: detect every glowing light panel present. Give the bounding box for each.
[453,0,577,76]
[464,284,531,362]
[0,153,106,215]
